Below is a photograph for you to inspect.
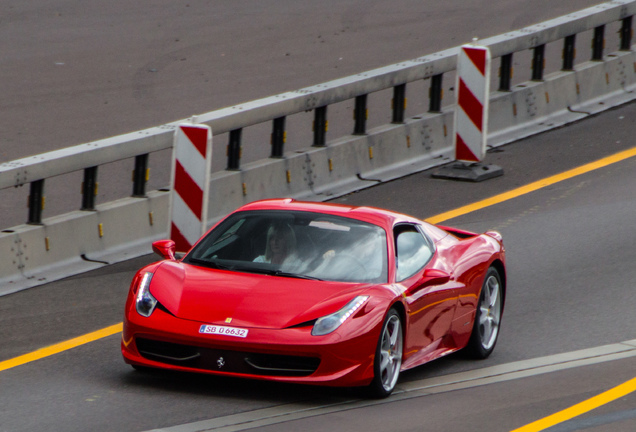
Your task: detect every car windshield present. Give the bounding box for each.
[185,210,388,283]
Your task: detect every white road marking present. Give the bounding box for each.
[144,339,636,432]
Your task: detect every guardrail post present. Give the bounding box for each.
[81,166,98,211]
[27,179,45,225]
[562,35,576,71]
[312,106,328,147]
[620,16,633,51]
[428,74,443,113]
[270,116,286,158]
[531,45,545,81]
[499,54,513,91]
[227,128,242,170]
[353,94,368,135]
[132,154,149,197]
[392,84,406,123]
[592,25,605,60]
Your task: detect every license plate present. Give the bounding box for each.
[199,324,248,338]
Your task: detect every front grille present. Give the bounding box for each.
[136,338,320,377]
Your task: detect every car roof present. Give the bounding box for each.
[237,198,421,229]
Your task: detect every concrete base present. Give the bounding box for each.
[432,162,504,182]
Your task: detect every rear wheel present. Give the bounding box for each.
[367,309,403,398]
[466,267,503,359]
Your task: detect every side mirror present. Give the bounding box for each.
[152,239,176,260]
[405,269,451,296]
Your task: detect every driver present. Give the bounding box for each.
[253,222,299,266]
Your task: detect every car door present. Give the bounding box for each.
[395,224,460,362]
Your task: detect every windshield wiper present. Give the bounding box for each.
[237,267,322,281]
[187,258,233,271]
[187,260,322,280]
[270,270,323,281]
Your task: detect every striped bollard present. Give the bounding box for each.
[433,43,503,182]
[455,44,490,162]
[169,124,212,252]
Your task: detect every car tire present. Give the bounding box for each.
[466,267,503,359]
[367,308,403,398]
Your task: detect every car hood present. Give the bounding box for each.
[149,261,373,329]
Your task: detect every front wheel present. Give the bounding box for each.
[466,267,503,359]
[367,309,403,398]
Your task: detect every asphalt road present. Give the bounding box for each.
[0,0,603,161]
[0,0,603,228]
[2,1,636,431]
[1,102,636,431]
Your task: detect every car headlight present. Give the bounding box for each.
[135,272,157,317]
[311,295,369,336]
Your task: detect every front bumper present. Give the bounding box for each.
[122,307,382,387]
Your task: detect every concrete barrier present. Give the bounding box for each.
[489,50,636,145]
[0,191,169,295]
[2,48,636,295]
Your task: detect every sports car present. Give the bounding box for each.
[122,198,506,397]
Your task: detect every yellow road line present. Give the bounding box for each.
[0,323,122,372]
[2,145,636,379]
[511,376,636,432]
[426,146,636,224]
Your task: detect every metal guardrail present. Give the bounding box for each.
[1,0,635,226]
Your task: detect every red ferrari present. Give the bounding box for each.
[122,199,506,397]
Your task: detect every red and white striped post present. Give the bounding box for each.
[169,123,212,252]
[434,42,503,182]
[454,44,490,163]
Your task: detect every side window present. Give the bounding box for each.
[395,225,434,281]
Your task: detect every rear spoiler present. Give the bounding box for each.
[438,225,503,244]
[437,225,477,239]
